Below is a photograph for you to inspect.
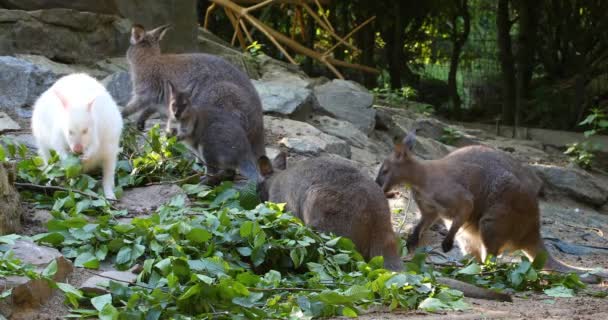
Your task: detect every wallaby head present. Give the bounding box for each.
[257,152,287,201]
[55,90,97,155]
[167,81,192,121]
[127,24,172,60]
[375,129,419,192]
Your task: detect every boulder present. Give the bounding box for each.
[308,115,369,149]
[265,116,350,158]
[0,162,22,234]
[0,112,20,133]
[15,54,108,79]
[415,117,480,147]
[532,164,608,207]
[80,270,138,295]
[313,79,376,134]
[198,28,259,78]
[116,0,198,53]
[0,0,119,14]
[0,56,58,110]
[0,9,131,63]
[253,76,314,120]
[0,240,73,312]
[102,71,132,106]
[116,184,188,214]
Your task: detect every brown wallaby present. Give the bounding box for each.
[167,81,260,185]
[259,153,512,301]
[123,24,266,160]
[376,130,605,283]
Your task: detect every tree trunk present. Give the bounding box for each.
[514,0,538,137]
[386,2,404,89]
[302,12,315,75]
[448,0,471,120]
[497,0,516,125]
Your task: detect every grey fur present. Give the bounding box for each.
[168,82,261,184]
[258,155,403,271]
[123,24,265,158]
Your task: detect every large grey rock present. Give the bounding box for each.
[532,164,608,207]
[116,184,188,214]
[116,0,198,53]
[313,79,376,134]
[102,71,132,106]
[0,56,58,109]
[308,115,369,148]
[0,8,131,63]
[0,162,22,234]
[415,118,480,147]
[15,54,108,79]
[0,0,119,14]
[198,28,258,78]
[0,112,20,133]
[265,116,350,158]
[253,76,314,120]
[0,240,73,311]
[80,270,138,295]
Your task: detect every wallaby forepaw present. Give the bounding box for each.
[441,238,454,253]
[406,234,419,252]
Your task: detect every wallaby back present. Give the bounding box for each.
[376,131,604,283]
[124,24,265,158]
[259,155,403,271]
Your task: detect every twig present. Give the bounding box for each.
[144,171,206,187]
[15,182,118,209]
[397,188,413,235]
[249,287,322,292]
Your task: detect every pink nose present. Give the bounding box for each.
[73,144,83,154]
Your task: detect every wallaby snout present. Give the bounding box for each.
[375,130,418,192]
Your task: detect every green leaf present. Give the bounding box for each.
[99,303,119,320]
[419,297,450,312]
[116,247,132,265]
[179,284,201,301]
[341,306,358,318]
[56,283,83,298]
[544,286,575,298]
[186,228,212,243]
[32,232,64,246]
[0,145,5,162]
[74,252,99,269]
[457,263,481,275]
[91,294,113,312]
[0,234,20,245]
[240,221,254,238]
[42,260,58,278]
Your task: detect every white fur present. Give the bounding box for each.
[31,73,123,199]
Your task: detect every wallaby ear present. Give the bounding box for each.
[402,130,417,151]
[272,152,287,171]
[130,24,146,45]
[258,156,274,176]
[86,96,96,112]
[149,24,172,41]
[54,90,69,109]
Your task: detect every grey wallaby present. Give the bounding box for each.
[259,153,512,301]
[123,24,266,159]
[376,130,605,283]
[167,81,260,185]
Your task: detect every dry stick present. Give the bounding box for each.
[397,188,413,235]
[301,3,359,54]
[323,15,375,56]
[204,3,217,30]
[320,56,344,79]
[144,171,206,186]
[237,11,298,64]
[211,0,378,75]
[242,0,276,14]
[224,7,247,48]
[314,0,334,32]
[239,19,254,43]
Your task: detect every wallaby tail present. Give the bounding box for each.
[436,277,512,302]
[533,240,606,284]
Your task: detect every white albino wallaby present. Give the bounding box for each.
[31,73,123,199]
[376,130,606,283]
